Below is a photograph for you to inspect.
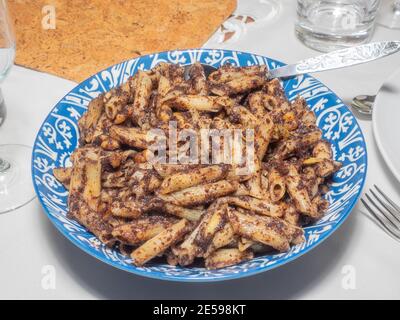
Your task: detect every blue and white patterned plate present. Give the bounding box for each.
[32,49,367,282]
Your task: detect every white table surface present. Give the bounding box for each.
[1,0,400,300]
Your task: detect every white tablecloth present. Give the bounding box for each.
[1,0,400,299]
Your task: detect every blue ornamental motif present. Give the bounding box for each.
[32,49,367,282]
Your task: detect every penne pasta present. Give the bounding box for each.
[53,167,72,189]
[131,219,190,266]
[78,94,104,145]
[109,125,150,149]
[227,208,303,252]
[188,62,208,95]
[213,75,265,96]
[53,62,340,268]
[112,216,176,245]
[104,87,130,121]
[68,147,113,244]
[268,168,286,202]
[286,164,319,218]
[110,199,143,218]
[209,65,267,84]
[172,200,224,265]
[225,195,285,218]
[163,203,205,222]
[204,222,236,257]
[205,248,253,270]
[248,91,267,117]
[312,141,342,177]
[246,158,264,199]
[283,204,301,226]
[193,202,227,255]
[158,180,238,207]
[165,95,224,112]
[131,70,153,127]
[273,130,322,160]
[81,149,102,212]
[159,165,228,194]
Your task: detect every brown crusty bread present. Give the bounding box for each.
[9,0,236,82]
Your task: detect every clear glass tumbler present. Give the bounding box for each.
[296,0,382,52]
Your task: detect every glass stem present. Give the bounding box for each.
[0,157,10,173]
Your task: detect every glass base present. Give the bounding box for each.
[0,144,36,213]
[295,25,373,52]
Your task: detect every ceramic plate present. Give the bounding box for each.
[32,49,367,282]
[373,68,400,183]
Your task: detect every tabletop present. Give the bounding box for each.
[1,0,400,299]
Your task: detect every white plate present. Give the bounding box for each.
[373,68,400,183]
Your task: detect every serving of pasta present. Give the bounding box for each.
[53,62,341,270]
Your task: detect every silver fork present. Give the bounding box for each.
[361,185,400,241]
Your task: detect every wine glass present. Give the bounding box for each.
[0,0,36,213]
[378,0,400,29]
[236,0,281,23]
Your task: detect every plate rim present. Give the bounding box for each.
[31,48,368,282]
[372,67,400,184]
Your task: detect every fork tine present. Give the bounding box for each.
[361,199,393,231]
[361,198,400,240]
[365,193,400,234]
[374,184,400,214]
[370,189,400,227]
[364,194,395,228]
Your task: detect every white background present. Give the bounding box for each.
[1,0,400,299]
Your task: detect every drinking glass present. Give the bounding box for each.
[296,0,382,52]
[236,0,281,23]
[378,0,400,29]
[0,0,36,213]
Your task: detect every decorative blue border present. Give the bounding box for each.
[31,49,367,282]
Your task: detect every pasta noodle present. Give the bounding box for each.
[53,62,340,269]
